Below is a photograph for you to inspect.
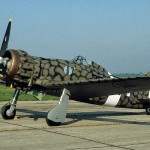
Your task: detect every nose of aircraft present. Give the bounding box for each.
[0,19,16,86]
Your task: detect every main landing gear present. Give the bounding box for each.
[1,88,70,126]
[46,88,70,126]
[1,89,20,119]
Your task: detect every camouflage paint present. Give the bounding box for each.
[1,50,150,109]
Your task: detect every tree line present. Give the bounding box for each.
[112,73,144,77]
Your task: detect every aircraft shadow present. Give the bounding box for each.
[65,111,150,126]
[17,108,150,126]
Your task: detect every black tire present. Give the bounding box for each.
[1,104,16,119]
[46,111,61,126]
[46,118,61,126]
[146,108,150,115]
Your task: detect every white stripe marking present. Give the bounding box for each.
[148,91,150,99]
[104,94,121,107]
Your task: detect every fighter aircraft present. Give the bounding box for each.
[0,19,150,126]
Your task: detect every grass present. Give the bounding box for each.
[0,84,59,101]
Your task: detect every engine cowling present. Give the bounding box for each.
[0,50,41,89]
[0,50,20,81]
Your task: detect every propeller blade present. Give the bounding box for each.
[0,18,12,57]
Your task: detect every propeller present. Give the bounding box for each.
[0,18,12,57]
[0,18,13,87]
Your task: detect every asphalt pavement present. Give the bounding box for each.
[0,100,150,150]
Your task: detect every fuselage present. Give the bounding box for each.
[0,49,150,110]
[0,50,110,89]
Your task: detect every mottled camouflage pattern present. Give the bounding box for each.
[117,91,149,109]
[5,50,150,109]
[87,91,149,109]
[13,50,110,89]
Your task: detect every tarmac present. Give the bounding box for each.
[0,100,150,150]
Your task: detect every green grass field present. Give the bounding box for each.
[0,85,58,101]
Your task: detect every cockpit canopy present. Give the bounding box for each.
[72,55,88,66]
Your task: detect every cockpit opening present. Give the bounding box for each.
[72,55,89,66]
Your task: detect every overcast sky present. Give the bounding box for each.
[0,0,150,73]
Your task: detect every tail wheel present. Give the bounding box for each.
[1,104,16,119]
[146,108,150,115]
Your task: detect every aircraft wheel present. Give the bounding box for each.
[46,118,61,126]
[146,108,150,115]
[46,111,61,126]
[1,104,16,119]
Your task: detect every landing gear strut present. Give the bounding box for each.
[1,89,20,119]
[46,88,70,126]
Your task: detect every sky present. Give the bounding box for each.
[0,0,150,73]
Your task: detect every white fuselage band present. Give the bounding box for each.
[104,94,121,107]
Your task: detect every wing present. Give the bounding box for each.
[42,76,150,100]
